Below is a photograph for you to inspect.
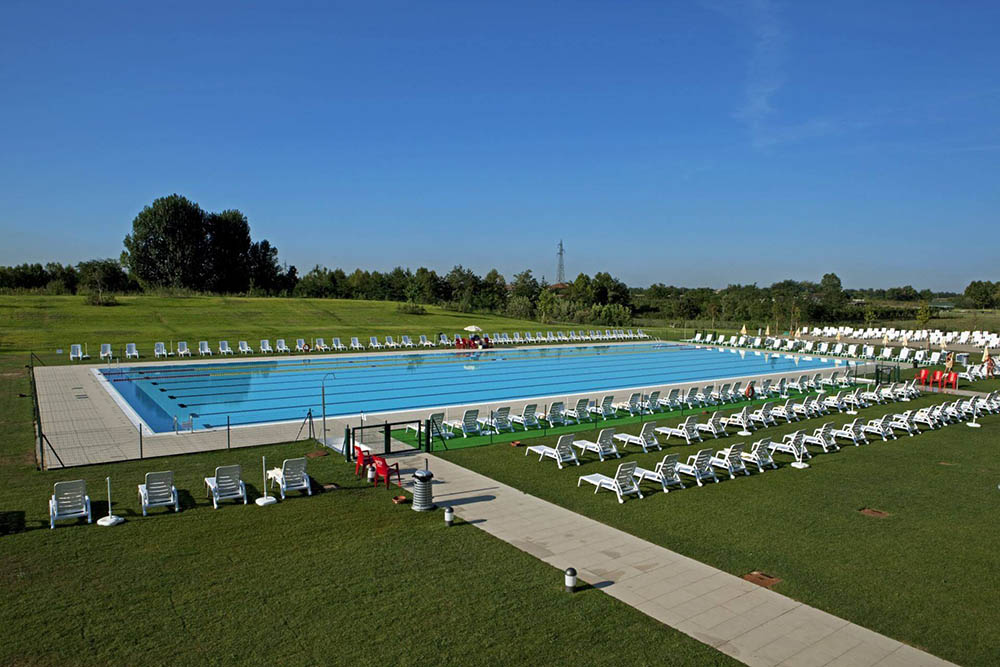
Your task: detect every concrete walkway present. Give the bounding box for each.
[395,450,954,667]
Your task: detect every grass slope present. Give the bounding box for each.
[0,355,731,666]
[438,394,1000,666]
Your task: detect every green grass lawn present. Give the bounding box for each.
[0,354,731,666]
[437,394,1000,666]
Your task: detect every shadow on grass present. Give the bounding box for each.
[0,510,25,535]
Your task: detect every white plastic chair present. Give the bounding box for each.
[49,480,91,529]
[138,471,180,516]
[267,458,312,500]
[205,465,247,509]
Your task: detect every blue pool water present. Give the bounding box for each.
[99,343,856,433]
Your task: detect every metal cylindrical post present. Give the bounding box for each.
[565,567,577,593]
[227,416,231,449]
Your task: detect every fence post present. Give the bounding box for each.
[343,426,352,462]
[138,423,143,459]
[227,416,231,449]
[424,418,431,453]
[384,420,391,455]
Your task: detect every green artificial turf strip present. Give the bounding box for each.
[438,394,1000,666]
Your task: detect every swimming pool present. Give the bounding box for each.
[97,343,856,433]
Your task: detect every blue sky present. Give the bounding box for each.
[1,1,997,290]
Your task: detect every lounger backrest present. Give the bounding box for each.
[667,388,679,402]
[126,343,137,354]
[154,343,164,353]
[494,406,510,427]
[522,404,537,421]
[710,412,723,428]
[614,462,639,490]
[53,480,87,513]
[144,471,174,504]
[692,448,712,470]
[429,413,447,436]
[574,398,589,414]
[333,338,342,346]
[297,339,305,347]
[555,435,576,462]
[600,395,613,411]
[726,443,744,463]
[597,428,616,454]
[386,336,394,344]
[281,458,308,487]
[681,416,697,434]
[632,422,655,445]
[647,391,659,404]
[221,341,230,351]
[656,453,680,476]
[214,465,242,495]
[200,341,210,352]
[370,337,378,344]
[102,343,112,355]
[351,337,360,345]
[277,339,286,348]
[463,410,479,430]
[752,440,773,462]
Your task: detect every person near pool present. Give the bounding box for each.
[944,352,954,375]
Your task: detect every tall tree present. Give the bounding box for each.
[247,239,282,293]
[122,194,208,289]
[205,209,251,293]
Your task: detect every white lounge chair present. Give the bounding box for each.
[749,402,777,427]
[100,343,114,360]
[330,337,346,351]
[314,338,330,352]
[588,395,616,419]
[69,344,88,361]
[49,480,91,529]
[526,434,580,469]
[438,334,451,346]
[368,337,383,350]
[260,339,273,353]
[295,338,309,352]
[276,339,291,353]
[578,461,643,503]
[511,404,540,430]
[177,341,191,357]
[771,398,800,423]
[479,406,515,433]
[655,416,702,444]
[720,407,754,432]
[385,336,399,349]
[267,458,312,500]
[349,337,364,350]
[219,341,234,355]
[832,419,868,446]
[138,471,180,516]
[696,412,728,439]
[542,401,567,427]
[613,422,661,453]
[154,342,168,358]
[564,398,592,424]
[573,428,620,461]
[205,465,247,509]
[710,443,750,479]
[199,341,212,356]
[741,439,778,472]
[612,392,642,417]
[445,409,481,437]
[888,411,920,437]
[238,341,253,354]
[803,423,839,453]
[401,335,416,348]
[861,416,896,442]
[125,343,139,359]
[771,431,812,464]
[633,454,685,492]
[676,448,719,486]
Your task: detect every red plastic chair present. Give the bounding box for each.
[944,372,958,389]
[354,445,371,478]
[372,456,401,489]
[915,368,929,386]
[930,370,944,388]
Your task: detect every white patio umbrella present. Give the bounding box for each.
[463,325,482,333]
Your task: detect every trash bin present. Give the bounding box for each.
[411,469,435,512]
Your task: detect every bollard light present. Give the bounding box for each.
[564,567,577,593]
[444,506,454,526]
[367,465,375,483]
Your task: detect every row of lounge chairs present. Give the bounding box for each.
[48,459,312,529]
[573,390,999,503]
[422,372,857,439]
[799,326,1000,350]
[67,328,653,361]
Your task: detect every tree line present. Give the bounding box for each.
[0,193,990,327]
